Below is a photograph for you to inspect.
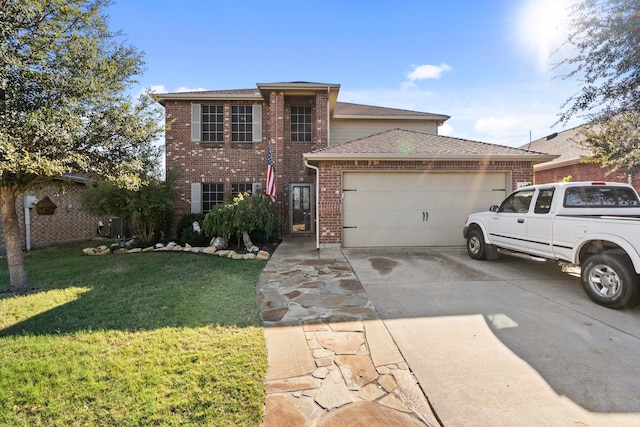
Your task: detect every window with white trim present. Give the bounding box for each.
[232,105,253,142]
[202,105,224,142]
[291,106,312,142]
[231,183,252,198]
[191,104,261,143]
[202,183,224,212]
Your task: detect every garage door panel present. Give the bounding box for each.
[343,172,507,247]
[344,225,464,247]
[344,191,501,211]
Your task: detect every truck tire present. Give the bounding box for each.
[581,253,640,309]
[466,228,486,260]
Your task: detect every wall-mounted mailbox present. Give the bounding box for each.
[35,196,57,215]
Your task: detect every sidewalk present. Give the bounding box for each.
[257,236,440,427]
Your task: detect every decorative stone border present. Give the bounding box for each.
[82,243,271,260]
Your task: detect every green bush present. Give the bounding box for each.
[203,193,278,247]
[176,213,209,246]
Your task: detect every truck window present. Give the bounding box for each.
[534,188,555,214]
[500,189,534,213]
[564,186,640,207]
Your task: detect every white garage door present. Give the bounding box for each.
[342,172,508,247]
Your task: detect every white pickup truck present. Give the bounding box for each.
[463,181,640,309]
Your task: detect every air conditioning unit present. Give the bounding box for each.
[109,217,131,239]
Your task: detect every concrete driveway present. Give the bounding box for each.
[343,247,640,426]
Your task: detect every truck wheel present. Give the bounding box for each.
[581,253,640,309]
[466,228,486,260]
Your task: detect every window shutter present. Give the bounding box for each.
[191,104,201,142]
[191,183,202,213]
[252,104,262,142]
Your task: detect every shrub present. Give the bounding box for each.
[80,177,175,247]
[203,193,278,247]
[176,213,209,246]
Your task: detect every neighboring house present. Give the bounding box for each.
[156,81,555,248]
[522,125,640,193]
[0,175,107,252]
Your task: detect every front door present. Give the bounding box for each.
[290,184,313,233]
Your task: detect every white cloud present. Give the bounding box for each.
[146,85,208,94]
[402,63,452,90]
[148,84,167,94]
[438,123,454,136]
[474,115,526,138]
[175,86,208,93]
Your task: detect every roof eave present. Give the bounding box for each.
[333,114,450,121]
[304,153,558,163]
[533,156,592,171]
[155,92,263,105]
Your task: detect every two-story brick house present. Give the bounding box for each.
[157,81,554,248]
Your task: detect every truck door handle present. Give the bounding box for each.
[517,219,525,223]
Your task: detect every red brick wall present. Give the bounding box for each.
[315,160,535,245]
[164,90,330,237]
[534,162,640,193]
[0,182,105,251]
[165,100,271,230]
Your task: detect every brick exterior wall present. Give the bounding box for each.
[314,160,535,245]
[164,90,329,237]
[0,181,105,251]
[534,162,640,194]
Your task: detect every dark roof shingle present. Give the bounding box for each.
[305,129,556,163]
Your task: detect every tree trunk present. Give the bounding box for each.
[0,186,29,290]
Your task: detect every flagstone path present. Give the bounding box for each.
[257,239,440,426]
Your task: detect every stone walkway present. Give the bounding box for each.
[257,237,440,427]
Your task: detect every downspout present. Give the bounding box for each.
[24,195,37,251]
[327,86,331,147]
[304,159,320,250]
[24,205,31,251]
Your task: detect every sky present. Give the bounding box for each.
[107,0,583,148]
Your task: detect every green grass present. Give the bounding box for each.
[0,242,268,426]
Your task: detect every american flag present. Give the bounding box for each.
[266,143,276,201]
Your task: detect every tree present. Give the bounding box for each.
[0,0,163,290]
[79,177,175,247]
[557,0,640,124]
[583,111,640,178]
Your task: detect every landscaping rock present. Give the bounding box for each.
[82,246,110,256]
[81,243,272,261]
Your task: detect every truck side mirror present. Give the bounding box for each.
[489,205,499,212]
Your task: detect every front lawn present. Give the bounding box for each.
[0,242,268,426]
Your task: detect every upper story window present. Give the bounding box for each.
[232,105,253,142]
[191,103,262,144]
[291,106,312,142]
[202,105,224,142]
